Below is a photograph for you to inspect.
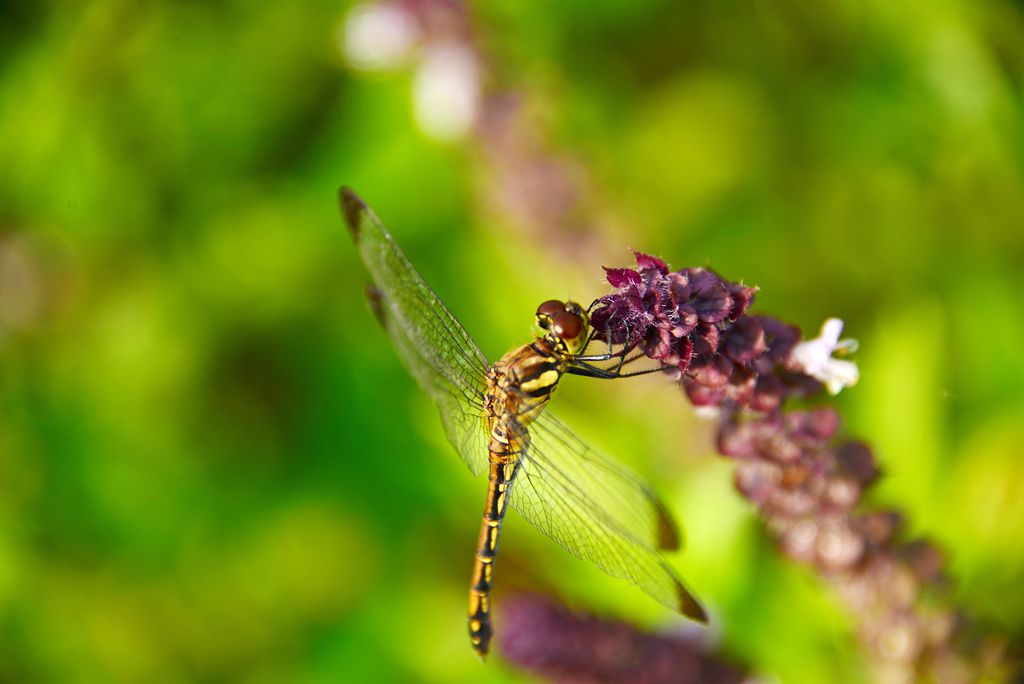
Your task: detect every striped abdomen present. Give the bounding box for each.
[468,343,565,658]
[467,456,517,657]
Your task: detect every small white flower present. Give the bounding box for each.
[413,43,480,141]
[693,405,721,420]
[341,4,419,71]
[791,318,860,395]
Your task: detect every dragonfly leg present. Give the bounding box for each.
[565,360,667,382]
[574,320,642,365]
[575,318,615,360]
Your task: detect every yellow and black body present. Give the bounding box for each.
[468,300,589,657]
[342,187,706,663]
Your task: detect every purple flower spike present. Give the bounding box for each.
[499,594,746,684]
[725,281,758,321]
[724,317,766,364]
[591,255,810,408]
[634,251,669,274]
[585,249,1001,683]
[604,266,643,288]
[683,268,733,324]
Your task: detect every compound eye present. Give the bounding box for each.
[536,299,565,318]
[552,310,582,340]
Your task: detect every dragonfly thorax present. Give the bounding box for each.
[486,344,561,433]
[534,299,590,357]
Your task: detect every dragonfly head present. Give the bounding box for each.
[535,299,590,356]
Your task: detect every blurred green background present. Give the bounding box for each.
[1,0,1022,681]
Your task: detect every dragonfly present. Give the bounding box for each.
[341,188,706,658]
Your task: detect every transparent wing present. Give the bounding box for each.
[509,412,707,621]
[342,188,491,476]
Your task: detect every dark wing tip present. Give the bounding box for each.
[653,496,682,552]
[365,284,389,328]
[339,186,367,242]
[677,581,709,624]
